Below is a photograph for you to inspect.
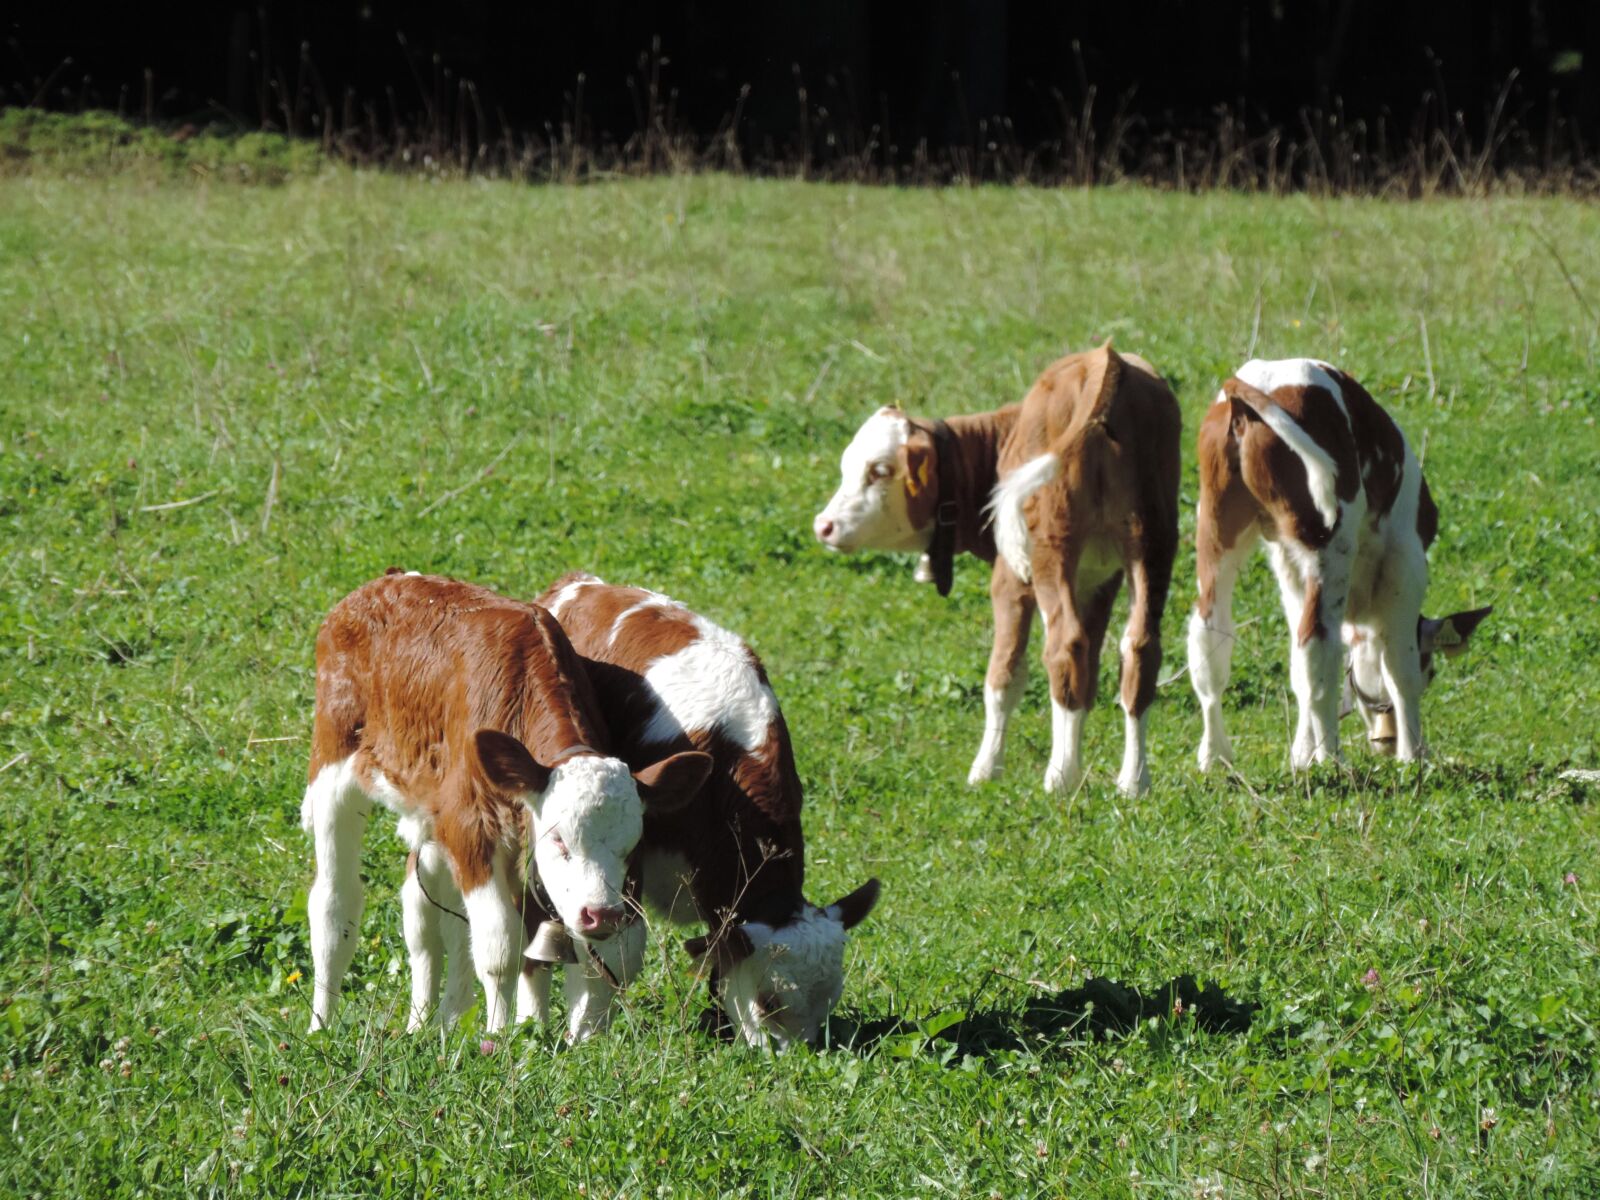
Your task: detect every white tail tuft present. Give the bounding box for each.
[985,453,1060,582]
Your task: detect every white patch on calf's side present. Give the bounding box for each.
[640,615,778,751]
[986,452,1060,582]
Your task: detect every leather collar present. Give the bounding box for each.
[921,418,961,598]
[1345,665,1393,715]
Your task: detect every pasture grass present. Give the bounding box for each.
[1,165,1598,1197]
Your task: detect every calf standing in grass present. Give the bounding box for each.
[302,572,709,1035]
[538,572,880,1049]
[1187,358,1491,768]
[814,343,1181,796]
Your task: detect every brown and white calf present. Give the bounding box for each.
[814,343,1181,796]
[1187,358,1491,767]
[302,572,709,1035]
[537,572,881,1049]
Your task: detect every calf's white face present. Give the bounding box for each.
[475,732,710,944]
[813,408,926,553]
[529,756,644,942]
[688,879,879,1050]
[720,911,846,1049]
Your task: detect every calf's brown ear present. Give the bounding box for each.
[827,878,881,930]
[897,425,938,531]
[1420,605,1493,659]
[472,729,553,798]
[634,750,713,814]
[684,924,756,972]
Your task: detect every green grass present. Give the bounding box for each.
[1,163,1598,1198]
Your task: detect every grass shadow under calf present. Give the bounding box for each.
[697,974,1255,1059]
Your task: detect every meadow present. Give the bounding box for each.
[1,155,1597,1197]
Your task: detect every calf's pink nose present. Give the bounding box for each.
[578,905,624,935]
[813,515,835,542]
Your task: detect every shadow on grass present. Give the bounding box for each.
[699,974,1256,1059]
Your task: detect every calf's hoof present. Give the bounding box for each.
[1196,738,1232,772]
[966,757,1001,786]
[1043,761,1084,795]
[1116,766,1151,798]
[1291,747,1343,772]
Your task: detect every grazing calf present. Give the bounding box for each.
[538,572,881,1049]
[814,343,1182,796]
[1187,358,1491,767]
[303,572,708,1035]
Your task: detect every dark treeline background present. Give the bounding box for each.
[7,1,1600,176]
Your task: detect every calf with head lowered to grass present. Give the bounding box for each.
[814,342,1182,796]
[1187,358,1491,768]
[535,573,881,1049]
[302,571,710,1037]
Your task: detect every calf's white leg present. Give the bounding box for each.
[1116,705,1149,798]
[1270,531,1355,769]
[303,760,370,1033]
[1037,578,1095,795]
[402,843,464,1031]
[969,565,1035,785]
[518,964,553,1026]
[1188,531,1256,771]
[1368,542,1430,761]
[438,910,475,1027]
[1045,699,1087,794]
[1268,543,1336,768]
[970,674,1028,784]
[1379,643,1426,761]
[1309,527,1356,762]
[462,850,522,1034]
[401,859,441,1032]
[1115,554,1170,798]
